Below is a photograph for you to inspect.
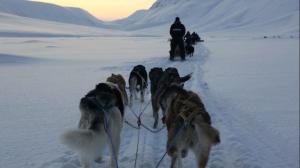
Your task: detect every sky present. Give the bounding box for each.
[31,0,156,21]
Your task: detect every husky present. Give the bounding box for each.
[107,73,128,106]
[157,84,220,168]
[151,67,192,128]
[60,82,124,168]
[128,65,148,106]
[185,44,194,57]
[149,67,164,128]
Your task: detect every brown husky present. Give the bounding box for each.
[151,67,192,128]
[106,74,128,106]
[157,84,220,168]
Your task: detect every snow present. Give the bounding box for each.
[0,34,299,168]
[0,0,298,36]
[0,0,299,168]
[0,12,128,38]
[0,0,105,28]
[114,0,299,36]
[203,38,299,168]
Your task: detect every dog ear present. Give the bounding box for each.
[180,73,192,83]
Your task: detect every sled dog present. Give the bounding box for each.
[149,67,164,128]
[60,82,124,168]
[157,84,220,168]
[107,73,128,106]
[128,65,148,106]
[152,67,192,128]
[185,44,194,57]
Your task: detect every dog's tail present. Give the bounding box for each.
[192,117,220,145]
[180,73,192,83]
[60,129,106,153]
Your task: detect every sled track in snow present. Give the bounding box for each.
[40,44,290,168]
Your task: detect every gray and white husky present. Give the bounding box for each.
[60,82,124,168]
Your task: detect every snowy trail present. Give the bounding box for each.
[35,42,296,168]
[113,43,293,168]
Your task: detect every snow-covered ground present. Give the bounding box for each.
[0,34,298,168]
[0,0,298,167]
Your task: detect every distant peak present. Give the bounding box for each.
[150,0,181,9]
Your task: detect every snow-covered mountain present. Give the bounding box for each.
[0,11,127,37]
[0,0,106,28]
[114,0,299,35]
[0,0,298,36]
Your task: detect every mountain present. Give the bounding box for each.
[114,0,299,35]
[0,0,298,35]
[0,0,106,28]
[0,11,126,38]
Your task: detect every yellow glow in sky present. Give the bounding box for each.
[31,0,156,21]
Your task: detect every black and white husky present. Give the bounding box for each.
[60,82,124,168]
[128,65,148,106]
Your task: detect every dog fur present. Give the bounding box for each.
[60,82,124,168]
[185,45,194,57]
[157,84,220,168]
[107,73,128,106]
[128,65,148,106]
[151,67,192,128]
[149,67,164,128]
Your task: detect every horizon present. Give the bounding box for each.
[30,0,156,21]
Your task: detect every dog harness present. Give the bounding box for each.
[171,93,211,126]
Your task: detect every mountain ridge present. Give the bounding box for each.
[114,0,299,35]
[0,0,107,28]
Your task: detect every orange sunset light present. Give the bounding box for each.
[30,0,156,21]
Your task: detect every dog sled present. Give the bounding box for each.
[169,38,184,61]
[169,39,194,61]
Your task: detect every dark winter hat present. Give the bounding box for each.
[175,17,180,22]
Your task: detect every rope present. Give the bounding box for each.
[127,101,166,134]
[102,110,119,168]
[128,106,139,118]
[141,122,166,133]
[137,97,165,133]
[133,101,143,168]
[134,118,141,168]
[155,123,186,168]
[138,99,152,117]
[124,119,140,130]
[155,152,168,168]
[132,71,148,89]
[88,98,119,168]
[125,116,165,133]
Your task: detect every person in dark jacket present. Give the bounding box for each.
[169,17,186,60]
